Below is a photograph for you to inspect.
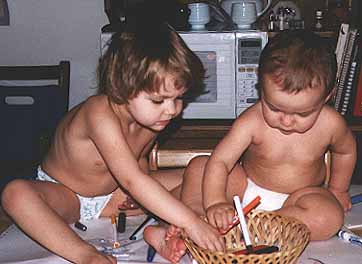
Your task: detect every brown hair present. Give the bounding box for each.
[98,22,205,104]
[258,30,337,96]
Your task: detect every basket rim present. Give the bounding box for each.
[184,210,311,261]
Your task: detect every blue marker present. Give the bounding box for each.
[351,193,362,205]
[337,228,362,246]
[147,245,156,262]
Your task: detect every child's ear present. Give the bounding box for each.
[324,86,336,103]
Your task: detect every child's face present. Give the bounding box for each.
[260,76,327,135]
[127,75,185,131]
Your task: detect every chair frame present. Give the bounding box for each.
[0,61,70,110]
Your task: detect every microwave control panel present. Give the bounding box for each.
[235,32,268,115]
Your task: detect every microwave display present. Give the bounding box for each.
[238,38,262,65]
[235,32,268,116]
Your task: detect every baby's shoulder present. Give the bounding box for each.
[318,105,348,129]
[234,102,264,126]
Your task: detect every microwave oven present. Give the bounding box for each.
[100,30,268,119]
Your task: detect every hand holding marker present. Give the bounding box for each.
[219,195,261,235]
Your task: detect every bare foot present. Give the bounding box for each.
[144,225,186,263]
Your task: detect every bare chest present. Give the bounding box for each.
[247,129,330,166]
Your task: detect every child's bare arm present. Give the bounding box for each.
[328,116,356,211]
[138,140,156,174]
[87,110,225,251]
[203,113,255,229]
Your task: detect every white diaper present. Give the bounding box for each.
[36,166,112,221]
[242,178,289,211]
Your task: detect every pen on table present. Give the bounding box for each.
[117,211,126,233]
[129,215,158,240]
[147,245,156,262]
[111,215,120,248]
[351,193,362,205]
[74,221,87,231]
[337,226,362,246]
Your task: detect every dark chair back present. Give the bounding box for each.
[0,61,70,189]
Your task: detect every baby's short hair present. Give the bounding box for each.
[98,22,205,104]
[258,30,337,96]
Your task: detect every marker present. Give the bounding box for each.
[147,245,156,262]
[129,215,158,240]
[220,195,261,235]
[351,193,362,205]
[117,212,126,233]
[337,227,362,246]
[74,221,87,231]
[111,215,120,248]
[233,245,279,255]
[233,195,253,252]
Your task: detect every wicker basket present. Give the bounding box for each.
[184,210,310,264]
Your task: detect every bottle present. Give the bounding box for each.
[268,10,276,32]
[314,9,323,31]
[277,7,285,31]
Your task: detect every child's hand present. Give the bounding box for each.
[330,189,352,211]
[206,202,236,232]
[185,217,226,252]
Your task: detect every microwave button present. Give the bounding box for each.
[240,73,249,79]
[238,88,247,95]
[246,98,258,104]
[246,73,255,79]
[238,98,246,104]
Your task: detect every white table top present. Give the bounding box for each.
[0,185,361,264]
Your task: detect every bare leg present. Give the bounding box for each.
[1,179,116,264]
[151,168,184,191]
[277,186,344,240]
[143,225,186,263]
[180,156,247,215]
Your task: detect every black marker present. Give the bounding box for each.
[117,212,126,233]
[74,221,87,231]
[129,215,158,240]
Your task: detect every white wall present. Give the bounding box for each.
[0,0,108,108]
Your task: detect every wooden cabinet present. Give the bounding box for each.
[154,118,362,184]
